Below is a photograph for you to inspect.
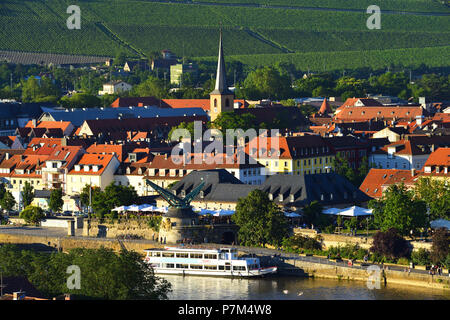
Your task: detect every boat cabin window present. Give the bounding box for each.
[176,264,189,269]
[152,252,161,257]
[190,253,203,259]
[233,266,246,271]
[204,254,218,259]
[162,252,175,258]
[150,263,160,268]
[204,265,217,270]
[165,263,175,268]
[175,253,189,258]
[219,265,225,270]
[190,264,203,269]
[225,266,231,270]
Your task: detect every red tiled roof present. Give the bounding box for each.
[25,120,72,132]
[68,154,115,175]
[319,98,332,115]
[110,97,165,108]
[424,147,450,167]
[162,99,210,111]
[334,106,424,122]
[359,168,420,198]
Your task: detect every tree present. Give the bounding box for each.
[0,190,16,212]
[232,189,289,247]
[431,228,450,265]
[49,188,64,214]
[132,76,168,99]
[20,205,45,225]
[370,228,410,260]
[240,66,292,100]
[80,183,138,219]
[302,201,331,229]
[369,184,428,236]
[21,181,34,208]
[59,93,101,109]
[413,177,450,220]
[212,111,257,131]
[0,245,172,300]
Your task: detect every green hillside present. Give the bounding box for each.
[0,0,448,71]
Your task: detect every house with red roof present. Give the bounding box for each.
[369,139,430,171]
[66,153,120,201]
[422,147,450,180]
[359,168,421,199]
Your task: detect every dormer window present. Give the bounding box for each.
[84,165,90,172]
[126,167,131,174]
[93,165,99,172]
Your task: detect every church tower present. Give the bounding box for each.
[210,29,234,122]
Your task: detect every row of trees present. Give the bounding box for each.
[1,58,448,109]
[0,245,171,299]
[369,178,450,237]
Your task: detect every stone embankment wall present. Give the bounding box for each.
[295,229,432,251]
[0,232,163,255]
[84,218,158,240]
[278,259,450,290]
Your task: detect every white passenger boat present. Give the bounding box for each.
[144,247,277,277]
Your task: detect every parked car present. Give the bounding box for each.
[62,211,72,216]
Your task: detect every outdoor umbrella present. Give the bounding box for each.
[284,212,302,218]
[126,204,141,212]
[430,219,450,230]
[140,205,158,212]
[337,206,373,217]
[213,209,235,217]
[112,205,128,212]
[323,208,341,215]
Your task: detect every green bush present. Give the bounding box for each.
[282,234,322,252]
[397,257,410,266]
[444,254,450,269]
[19,205,45,225]
[147,216,162,232]
[411,248,431,266]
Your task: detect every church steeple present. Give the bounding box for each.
[209,27,234,122]
[210,28,232,95]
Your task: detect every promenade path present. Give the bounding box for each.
[1,225,448,279]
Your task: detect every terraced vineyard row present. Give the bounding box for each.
[198,46,450,71]
[162,0,450,13]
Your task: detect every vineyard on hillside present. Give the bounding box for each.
[165,0,450,13]
[0,0,448,71]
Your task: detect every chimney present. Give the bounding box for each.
[411,168,415,177]
[61,137,67,146]
[5,152,10,160]
[32,119,37,127]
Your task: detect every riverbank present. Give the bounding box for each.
[274,256,450,291]
[0,227,448,292]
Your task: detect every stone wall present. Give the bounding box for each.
[83,218,158,240]
[295,229,432,251]
[279,259,450,290]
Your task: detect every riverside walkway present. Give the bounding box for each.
[0,225,448,280]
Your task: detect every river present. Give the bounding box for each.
[160,275,450,300]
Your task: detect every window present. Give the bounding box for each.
[165,264,175,268]
[162,252,175,258]
[233,266,246,271]
[204,265,217,270]
[176,264,189,269]
[204,254,218,259]
[219,265,225,270]
[152,252,161,257]
[175,253,189,258]
[190,264,203,269]
[190,253,203,259]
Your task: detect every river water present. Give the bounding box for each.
[160,275,450,300]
